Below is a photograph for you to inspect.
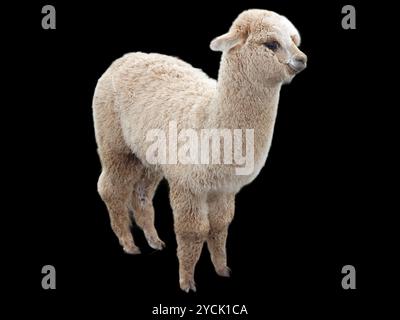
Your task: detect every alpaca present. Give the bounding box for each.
[93,9,307,292]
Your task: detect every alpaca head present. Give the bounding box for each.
[211,9,307,85]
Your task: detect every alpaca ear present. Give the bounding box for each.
[210,31,243,52]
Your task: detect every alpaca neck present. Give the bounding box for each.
[212,55,282,131]
[209,55,283,166]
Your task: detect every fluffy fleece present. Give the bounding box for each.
[93,9,307,292]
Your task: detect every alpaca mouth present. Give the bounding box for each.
[287,64,302,74]
[287,62,306,74]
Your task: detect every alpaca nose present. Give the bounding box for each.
[290,54,307,73]
[295,56,307,66]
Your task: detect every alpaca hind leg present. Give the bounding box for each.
[97,152,142,254]
[131,170,165,250]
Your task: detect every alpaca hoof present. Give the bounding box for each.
[123,245,141,255]
[148,238,166,250]
[180,278,196,293]
[216,266,231,277]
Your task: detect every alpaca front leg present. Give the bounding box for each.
[176,233,206,292]
[207,193,235,277]
[169,185,209,292]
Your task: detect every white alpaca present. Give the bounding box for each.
[93,9,307,292]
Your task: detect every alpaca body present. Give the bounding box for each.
[94,52,279,194]
[93,9,307,292]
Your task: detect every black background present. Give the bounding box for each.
[5,0,397,318]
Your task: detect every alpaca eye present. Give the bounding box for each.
[264,41,280,51]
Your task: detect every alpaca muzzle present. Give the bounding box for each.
[288,54,307,73]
